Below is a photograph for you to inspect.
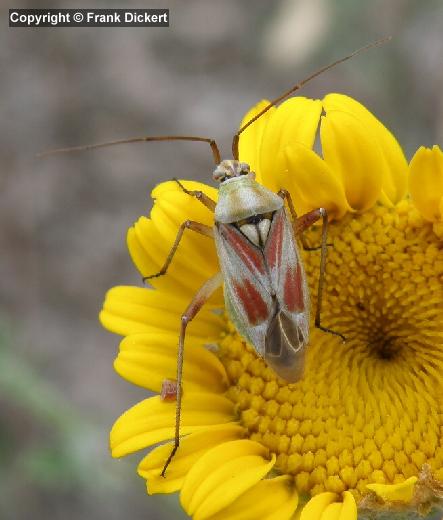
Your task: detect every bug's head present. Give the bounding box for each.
[213,160,254,183]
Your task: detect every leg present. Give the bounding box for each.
[277,189,323,251]
[295,207,345,342]
[143,220,213,281]
[174,179,216,212]
[161,272,224,476]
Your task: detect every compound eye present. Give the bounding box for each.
[213,174,226,183]
[239,162,250,175]
[213,167,226,182]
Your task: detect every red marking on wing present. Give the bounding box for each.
[284,266,304,312]
[220,225,265,275]
[234,279,269,325]
[265,210,284,268]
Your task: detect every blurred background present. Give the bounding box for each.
[1,1,443,518]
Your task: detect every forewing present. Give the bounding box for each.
[214,223,274,355]
[263,208,310,382]
[264,208,310,318]
[214,209,310,382]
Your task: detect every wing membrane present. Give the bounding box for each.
[264,309,306,383]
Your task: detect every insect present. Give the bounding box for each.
[40,38,389,476]
[149,155,345,476]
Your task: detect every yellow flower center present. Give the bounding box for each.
[218,200,443,503]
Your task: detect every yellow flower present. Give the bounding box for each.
[100,93,443,519]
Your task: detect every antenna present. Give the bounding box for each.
[38,135,222,166]
[39,37,391,166]
[231,37,391,160]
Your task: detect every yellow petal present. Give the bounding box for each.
[299,492,337,520]
[320,109,384,212]
[110,393,235,457]
[366,475,418,503]
[300,491,357,520]
[138,423,245,494]
[99,286,224,339]
[409,145,443,222]
[238,99,274,182]
[180,439,274,518]
[207,475,298,520]
[284,144,352,220]
[194,454,276,520]
[128,216,218,295]
[260,97,322,192]
[320,503,342,520]
[152,180,218,202]
[114,332,228,393]
[128,180,221,297]
[323,93,408,205]
[340,491,357,519]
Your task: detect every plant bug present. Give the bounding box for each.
[39,38,390,477]
[153,159,344,476]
